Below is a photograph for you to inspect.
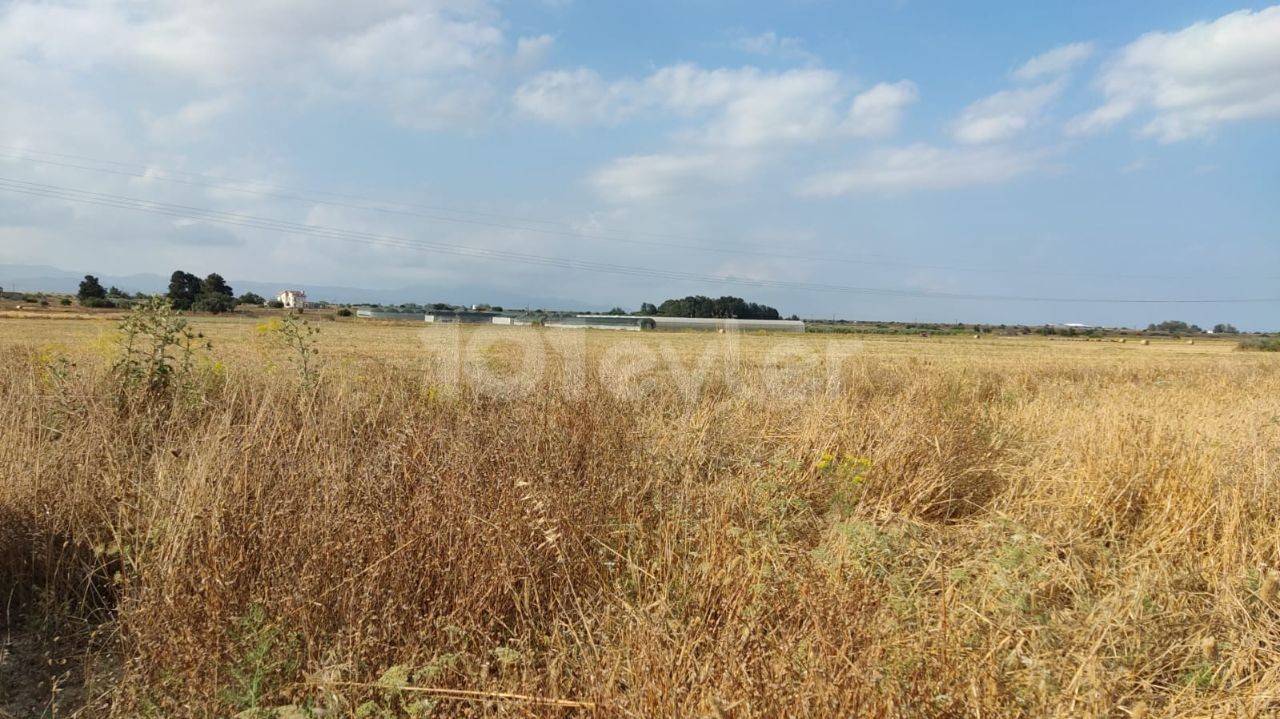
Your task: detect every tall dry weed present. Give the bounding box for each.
[1,327,1278,717]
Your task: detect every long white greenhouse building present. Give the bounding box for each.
[546,315,804,332]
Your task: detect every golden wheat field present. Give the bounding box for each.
[2,310,1279,718]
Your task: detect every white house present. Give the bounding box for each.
[276,290,306,309]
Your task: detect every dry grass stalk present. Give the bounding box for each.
[1,318,1278,717]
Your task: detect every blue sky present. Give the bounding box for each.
[0,1,1277,327]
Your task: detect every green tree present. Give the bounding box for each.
[656,295,781,320]
[638,302,658,315]
[78,274,107,302]
[236,292,266,306]
[1213,323,1238,334]
[188,273,236,314]
[168,270,202,310]
[1146,320,1203,334]
[201,273,234,299]
[192,293,235,314]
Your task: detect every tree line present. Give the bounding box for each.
[1146,320,1239,335]
[75,271,271,313]
[635,295,784,320]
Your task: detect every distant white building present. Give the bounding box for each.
[276,290,306,309]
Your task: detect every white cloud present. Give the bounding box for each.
[0,4,120,70]
[695,68,844,148]
[845,81,918,138]
[733,31,798,55]
[952,81,1062,143]
[798,144,1042,195]
[1068,6,1280,141]
[643,64,770,112]
[512,68,630,123]
[170,219,245,247]
[516,63,904,146]
[1064,99,1138,136]
[949,42,1092,145]
[0,0,530,132]
[1014,42,1094,81]
[325,10,503,78]
[513,34,555,71]
[516,61,922,199]
[143,95,239,144]
[1120,157,1149,174]
[590,152,759,202]
[730,31,816,64]
[1,1,506,87]
[0,57,125,155]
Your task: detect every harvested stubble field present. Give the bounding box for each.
[2,312,1279,718]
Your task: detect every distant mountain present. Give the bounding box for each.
[0,264,606,312]
[0,264,83,281]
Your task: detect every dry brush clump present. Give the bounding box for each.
[1,320,1279,718]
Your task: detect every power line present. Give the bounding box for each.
[3,145,1273,283]
[2,175,1277,305]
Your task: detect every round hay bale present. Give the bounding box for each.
[1119,338,1127,343]
[973,334,980,339]
[1141,339,1150,345]
[1186,339,1195,345]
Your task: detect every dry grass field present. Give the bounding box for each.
[2,310,1278,718]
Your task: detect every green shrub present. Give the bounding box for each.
[256,314,321,386]
[1238,336,1280,352]
[113,298,210,396]
[220,604,301,712]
